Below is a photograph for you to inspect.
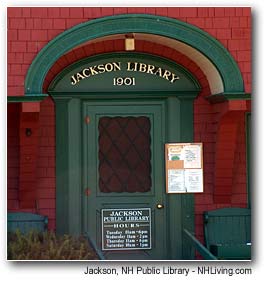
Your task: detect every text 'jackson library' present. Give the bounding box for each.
[7,7,251,260]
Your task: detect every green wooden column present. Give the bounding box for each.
[55,97,69,235]
[166,95,196,259]
[167,96,182,259]
[179,97,195,259]
[54,97,82,236]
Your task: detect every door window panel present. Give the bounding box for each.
[98,116,152,193]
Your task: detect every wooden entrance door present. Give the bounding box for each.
[83,101,167,260]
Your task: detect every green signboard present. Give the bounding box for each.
[102,208,151,250]
[49,53,200,94]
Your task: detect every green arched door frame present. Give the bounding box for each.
[25,14,244,96]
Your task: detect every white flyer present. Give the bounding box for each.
[168,169,186,193]
[184,144,202,169]
[185,169,203,193]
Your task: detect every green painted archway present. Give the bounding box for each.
[25,14,244,97]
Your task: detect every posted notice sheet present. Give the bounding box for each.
[184,145,202,169]
[168,169,186,193]
[185,169,203,193]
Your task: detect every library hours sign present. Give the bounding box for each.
[102,208,151,250]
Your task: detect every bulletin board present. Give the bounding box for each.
[165,143,203,193]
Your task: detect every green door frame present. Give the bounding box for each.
[50,52,199,259]
[52,92,197,259]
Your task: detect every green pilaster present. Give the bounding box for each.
[55,97,70,235]
[179,97,194,141]
[167,96,183,259]
[179,97,196,259]
[67,98,82,236]
[55,97,82,236]
[166,95,196,259]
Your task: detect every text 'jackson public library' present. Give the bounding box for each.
[7,7,252,260]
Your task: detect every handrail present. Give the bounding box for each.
[85,229,215,260]
[85,232,105,260]
[183,229,217,260]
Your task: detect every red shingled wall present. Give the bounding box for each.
[7,7,252,97]
[7,104,20,210]
[7,7,251,241]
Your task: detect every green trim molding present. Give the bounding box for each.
[24,14,245,97]
[206,93,251,104]
[7,95,47,103]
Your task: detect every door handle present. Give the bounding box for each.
[156,203,164,209]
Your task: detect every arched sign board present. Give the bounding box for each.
[49,53,200,94]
